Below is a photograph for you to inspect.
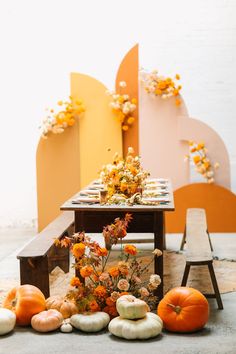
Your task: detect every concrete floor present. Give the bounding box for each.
[0,229,236,354]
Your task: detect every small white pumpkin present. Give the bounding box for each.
[108,312,163,340]
[70,312,110,332]
[116,295,149,319]
[60,322,73,333]
[0,308,16,335]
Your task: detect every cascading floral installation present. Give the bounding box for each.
[185,141,219,183]
[100,147,149,200]
[55,214,162,317]
[40,96,85,139]
[140,69,182,107]
[106,81,137,131]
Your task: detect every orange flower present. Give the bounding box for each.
[175,74,180,80]
[119,292,129,297]
[96,247,108,257]
[103,305,118,318]
[91,271,101,282]
[124,244,137,256]
[190,147,197,153]
[193,155,201,164]
[197,142,205,150]
[118,261,129,275]
[72,243,85,259]
[80,265,93,278]
[175,98,181,106]
[106,297,115,306]
[122,125,129,131]
[94,285,107,298]
[108,266,120,277]
[89,300,100,312]
[70,276,81,287]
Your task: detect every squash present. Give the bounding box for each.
[116,295,149,319]
[108,312,163,340]
[31,309,63,332]
[157,287,209,332]
[3,284,46,326]
[70,312,110,332]
[46,295,78,319]
[60,321,73,333]
[0,308,16,335]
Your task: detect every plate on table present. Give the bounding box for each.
[142,196,170,203]
[81,189,100,195]
[88,183,104,189]
[142,190,169,197]
[72,196,100,204]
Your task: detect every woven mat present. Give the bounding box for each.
[1,251,236,305]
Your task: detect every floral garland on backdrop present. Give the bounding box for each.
[106,81,137,131]
[140,69,182,107]
[55,213,162,317]
[185,141,219,183]
[40,96,85,139]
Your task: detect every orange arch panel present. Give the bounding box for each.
[166,183,236,233]
[116,44,139,155]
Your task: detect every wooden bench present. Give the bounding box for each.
[181,208,223,309]
[17,212,74,298]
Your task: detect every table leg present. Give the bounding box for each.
[154,211,164,300]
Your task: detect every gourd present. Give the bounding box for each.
[3,284,46,326]
[31,309,63,332]
[108,312,163,340]
[46,295,78,318]
[70,312,110,332]
[116,295,149,319]
[0,308,16,335]
[60,320,73,333]
[157,287,209,332]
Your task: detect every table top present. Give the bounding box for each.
[61,178,175,212]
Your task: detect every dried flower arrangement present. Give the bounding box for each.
[185,141,219,183]
[40,96,85,138]
[106,81,137,131]
[55,213,162,317]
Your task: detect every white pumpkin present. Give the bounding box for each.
[60,322,73,333]
[0,308,16,335]
[70,312,110,332]
[108,312,163,340]
[116,295,149,319]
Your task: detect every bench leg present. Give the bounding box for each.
[180,225,186,251]
[207,229,214,252]
[48,244,70,273]
[208,262,223,309]
[181,263,191,286]
[19,257,50,298]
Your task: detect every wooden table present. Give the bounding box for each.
[61,180,175,299]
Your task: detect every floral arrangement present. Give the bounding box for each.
[140,69,182,106]
[106,81,137,131]
[55,213,162,317]
[185,141,219,183]
[100,147,149,200]
[40,96,85,138]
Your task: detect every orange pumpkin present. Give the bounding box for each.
[157,287,209,332]
[3,284,46,326]
[46,295,78,319]
[31,309,63,332]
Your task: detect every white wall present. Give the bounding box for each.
[0,0,235,228]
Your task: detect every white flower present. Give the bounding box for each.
[149,274,161,286]
[128,147,134,154]
[119,81,127,88]
[206,171,214,178]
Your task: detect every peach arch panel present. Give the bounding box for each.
[165,183,236,233]
[178,116,231,189]
[139,87,190,190]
